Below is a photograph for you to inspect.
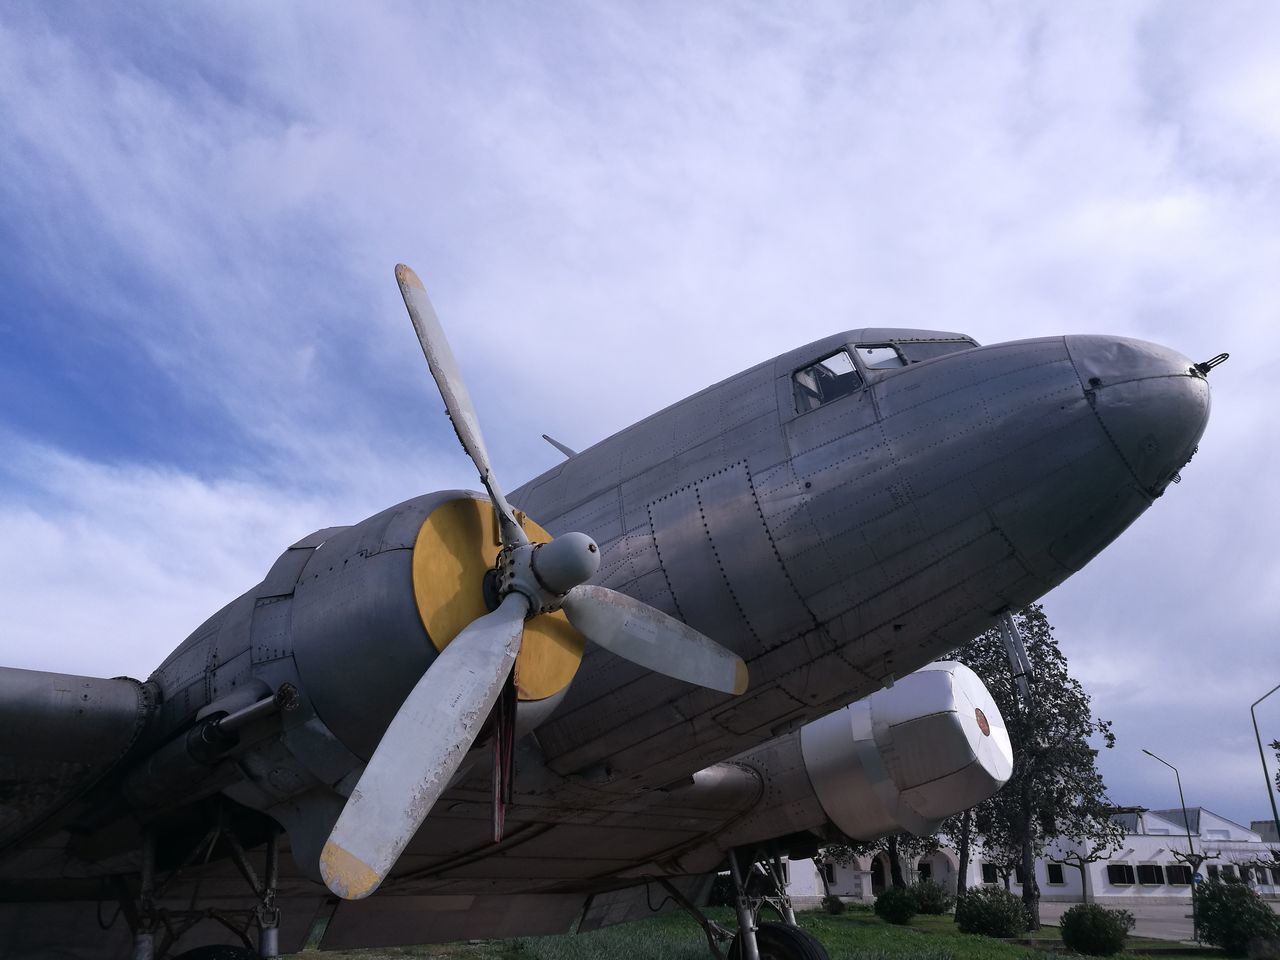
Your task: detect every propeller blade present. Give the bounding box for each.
[320,592,530,900]
[395,264,526,547]
[560,585,748,696]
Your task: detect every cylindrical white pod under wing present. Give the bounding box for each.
[799,661,1012,839]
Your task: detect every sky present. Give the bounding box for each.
[1,2,1278,829]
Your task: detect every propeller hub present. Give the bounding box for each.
[500,533,600,613]
[532,533,601,595]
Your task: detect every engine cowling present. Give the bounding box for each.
[800,661,1012,838]
[671,661,1012,868]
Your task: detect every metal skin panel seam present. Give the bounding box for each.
[712,462,819,646]
[1076,382,1179,499]
[878,351,1073,424]
[645,499,689,625]
[784,351,1066,467]
[860,703,938,836]
[691,464,762,644]
[793,375,1078,493]
[788,396,1086,578]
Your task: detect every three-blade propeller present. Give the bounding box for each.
[319,265,749,900]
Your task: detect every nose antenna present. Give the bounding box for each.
[1194,353,1229,376]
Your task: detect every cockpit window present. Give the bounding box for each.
[896,339,976,363]
[854,344,907,370]
[793,349,862,413]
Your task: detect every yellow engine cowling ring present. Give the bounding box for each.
[412,495,586,702]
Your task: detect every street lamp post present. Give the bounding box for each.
[1250,683,1280,847]
[1143,748,1199,941]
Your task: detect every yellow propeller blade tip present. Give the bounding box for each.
[734,659,749,696]
[320,841,383,901]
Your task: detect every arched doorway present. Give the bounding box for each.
[870,853,889,896]
[918,850,958,889]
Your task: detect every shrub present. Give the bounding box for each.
[1196,876,1280,956]
[822,894,846,915]
[911,879,955,915]
[1059,902,1134,956]
[954,886,1028,938]
[874,885,918,925]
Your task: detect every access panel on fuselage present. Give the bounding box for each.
[647,460,814,651]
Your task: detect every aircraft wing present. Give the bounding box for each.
[0,667,151,852]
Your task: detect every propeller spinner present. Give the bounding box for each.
[319,265,749,900]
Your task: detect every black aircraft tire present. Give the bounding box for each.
[172,947,261,960]
[728,921,830,960]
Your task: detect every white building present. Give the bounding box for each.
[785,846,962,907]
[785,806,1280,907]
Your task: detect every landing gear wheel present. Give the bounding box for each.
[728,921,830,960]
[172,947,261,960]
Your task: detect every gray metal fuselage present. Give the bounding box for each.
[513,330,1206,786]
[0,328,1210,955]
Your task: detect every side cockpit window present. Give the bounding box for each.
[896,339,977,363]
[793,349,862,413]
[854,344,907,369]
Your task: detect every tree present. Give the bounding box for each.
[1050,844,1114,905]
[1196,876,1280,955]
[942,808,976,898]
[946,604,1117,930]
[1047,817,1124,904]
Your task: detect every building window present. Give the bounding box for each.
[823,863,836,884]
[1271,867,1280,886]
[1220,865,1236,880]
[1166,865,1193,886]
[1208,865,1220,880]
[1137,864,1165,885]
[793,350,862,413]
[981,863,998,884]
[1107,864,1136,886]
[1046,864,1065,885]
[918,862,932,880]
[1014,865,1026,884]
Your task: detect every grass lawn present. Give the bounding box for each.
[289,905,1240,960]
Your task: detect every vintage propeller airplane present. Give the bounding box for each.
[0,264,1221,960]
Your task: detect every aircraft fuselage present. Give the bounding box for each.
[0,328,1211,955]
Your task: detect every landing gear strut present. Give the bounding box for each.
[123,815,283,960]
[662,847,831,960]
[724,848,827,960]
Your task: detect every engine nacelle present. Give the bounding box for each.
[686,661,1012,866]
[800,661,1012,839]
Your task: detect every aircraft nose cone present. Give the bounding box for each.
[1065,336,1211,495]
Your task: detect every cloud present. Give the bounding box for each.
[0,439,328,678]
[1,1,1279,825]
